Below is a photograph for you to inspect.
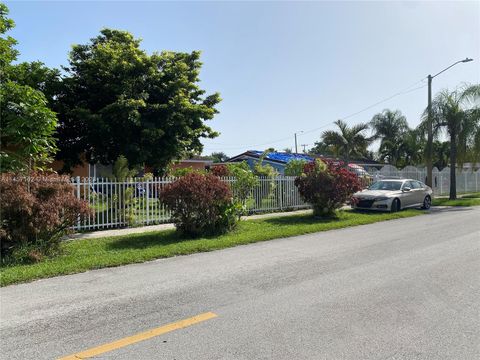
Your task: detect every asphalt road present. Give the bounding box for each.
[1,207,479,360]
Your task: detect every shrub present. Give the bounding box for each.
[0,173,91,263]
[210,164,229,177]
[159,172,238,236]
[294,159,361,217]
[112,155,138,180]
[226,162,258,214]
[284,159,308,176]
[253,157,278,202]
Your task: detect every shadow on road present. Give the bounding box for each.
[426,206,476,214]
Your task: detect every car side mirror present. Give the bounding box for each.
[403,186,411,192]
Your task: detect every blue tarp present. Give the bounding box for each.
[249,150,313,164]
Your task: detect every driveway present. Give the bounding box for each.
[1,207,479,359]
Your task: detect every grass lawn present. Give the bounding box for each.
[0,209,423,287]
[432,193,480,207]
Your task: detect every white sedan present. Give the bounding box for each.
[352,179,433,212]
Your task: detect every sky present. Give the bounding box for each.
[6,0,480,156]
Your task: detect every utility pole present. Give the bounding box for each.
[301,144,309,153]
[294,131,303,154]
[426,74,433,187]
[425,58,473,188]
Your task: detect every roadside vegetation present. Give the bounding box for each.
[0,209,423,286]
[432,193,480,207]
[0,3,477,287]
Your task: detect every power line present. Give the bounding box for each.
[203,77,428,151]
[300,80,427,137]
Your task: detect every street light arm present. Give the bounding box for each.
[432,58,474,79]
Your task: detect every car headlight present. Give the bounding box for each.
[374,197,389,201]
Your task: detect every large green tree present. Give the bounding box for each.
[370,109,409,166]
[0,3,17,76]
[424,84,480,199]
[56,29,221,172]
[210,152,229,163]
[0,4,58,172]
[6,61,61,105]
[321,120,370,163]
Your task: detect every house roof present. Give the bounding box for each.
[227,150,314,165]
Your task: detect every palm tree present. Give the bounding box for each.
[321,120,370,164]
[424,84,480,199]
[398,129,425,167]
[370,109,409,166]
[309,140,338,157]
[432,141,450,170]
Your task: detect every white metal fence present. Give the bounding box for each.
[367,165,480,196]
[71,176,310,231]
[71,167,480,231]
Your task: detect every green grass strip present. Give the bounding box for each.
[432,197,480,206]
[0,209,423,287]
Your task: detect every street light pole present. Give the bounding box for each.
[425,58,473,188]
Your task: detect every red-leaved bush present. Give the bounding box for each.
[210,164,229,177]
[294,159,361,217]
[160,172,237,236]
[0,173,91,263]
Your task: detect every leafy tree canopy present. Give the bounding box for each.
[0,4,58,172]
[6,61,61,104]
[210,151,229,163]
[0,3,17,74]
[0,81,58,172]
[56,29,221,172]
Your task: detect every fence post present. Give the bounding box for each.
[76,176,81,229]
[278,177,283,211]
[146,178,150,225]
[440,173,443,195]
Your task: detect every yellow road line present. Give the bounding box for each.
[58,312,218,360]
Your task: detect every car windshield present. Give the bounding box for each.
[368,181,402,191]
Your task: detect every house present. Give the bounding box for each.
[168,159,214,173]
[51,157,112,178]
[226,150,314,175]
[226,150,383,175]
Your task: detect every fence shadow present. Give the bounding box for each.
[427,206,475,214]
[105,227,226,250]
[263,213,341,226]
[106,230,181,250]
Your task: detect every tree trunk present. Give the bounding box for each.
[449,133,457,200]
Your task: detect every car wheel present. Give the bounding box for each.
[391,198,400,213]
[422,195,431,210]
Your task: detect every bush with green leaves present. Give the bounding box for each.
[160,172,238,236]
[226,162,258,214]
[284,159,308,176]
[253,156,278,202]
